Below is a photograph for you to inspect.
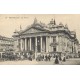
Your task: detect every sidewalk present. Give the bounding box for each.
[0,58,80,65]
[0,60,38,65]
[58,58,80,65]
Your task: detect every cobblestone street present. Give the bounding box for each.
[0,58,80,65]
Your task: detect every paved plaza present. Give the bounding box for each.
[0,58,80,65]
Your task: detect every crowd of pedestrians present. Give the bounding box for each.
[36,54,51,61]
[0,52,72,64]
[36,53,66,64]
[0,52,33,61]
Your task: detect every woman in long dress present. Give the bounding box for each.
[54,54,59,64]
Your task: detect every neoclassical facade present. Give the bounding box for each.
[13,18,79,56]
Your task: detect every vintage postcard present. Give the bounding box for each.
[0,14,80,65]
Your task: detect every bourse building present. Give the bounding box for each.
[13,18,79,57]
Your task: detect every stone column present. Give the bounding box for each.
[25,38,27,51]
[67,39,69,53]
[49,36,51,52]
[20,38,23,51]
[73,42,75,53]
[65,38,67,52]
[35,37,37,59]
[1,53,2,58]
[46,36,48,53]
[40,36,42,52]
[35,37,37,52]
[56,36,59,52]
[30,37,31,50]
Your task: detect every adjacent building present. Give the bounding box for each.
[78,44,80,53]
[0,35,14,58]
[13,18,79,57]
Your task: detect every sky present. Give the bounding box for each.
[0,14,80,42]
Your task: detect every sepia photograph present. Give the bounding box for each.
[1,1,80,80]
[0,14,80,65]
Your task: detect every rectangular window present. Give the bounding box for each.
[53,47,56,52]
[53,36,56,43]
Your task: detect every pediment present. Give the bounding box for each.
[21,27,46,34]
